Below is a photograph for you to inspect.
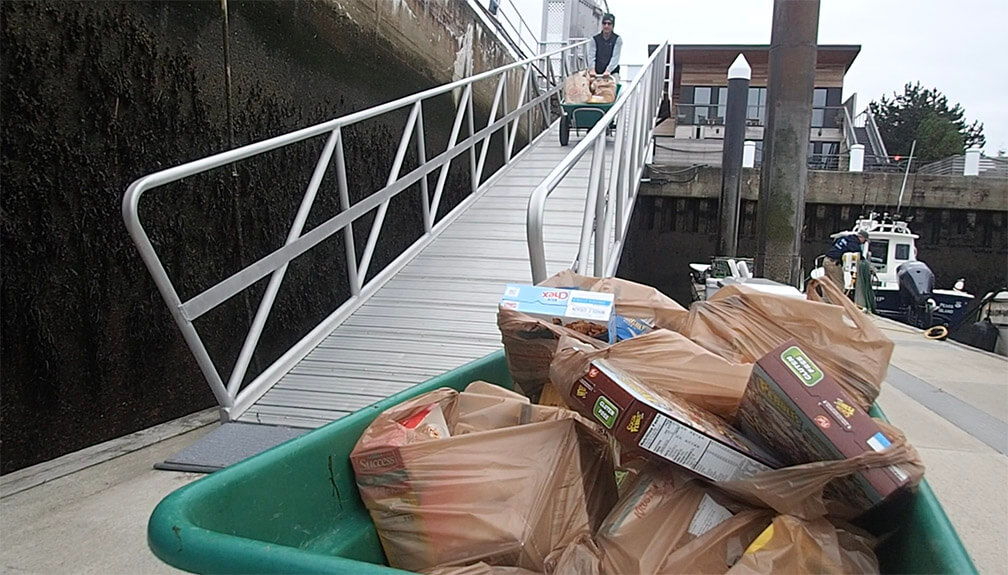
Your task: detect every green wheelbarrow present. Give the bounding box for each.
[559,83,622,146]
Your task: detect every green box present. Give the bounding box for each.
[148,350,978,574]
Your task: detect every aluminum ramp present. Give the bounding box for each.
[123,41,667,436]
[238,124,608,428]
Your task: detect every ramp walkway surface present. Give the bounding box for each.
[238,123,607,429]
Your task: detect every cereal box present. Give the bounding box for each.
[499,284,614,338]
[736,340,911,510]
[565,358,780,482]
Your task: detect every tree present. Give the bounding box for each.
[869,82,985,165]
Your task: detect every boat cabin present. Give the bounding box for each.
[832,214,918,292]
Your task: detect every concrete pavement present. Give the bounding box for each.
[873,317,1008,575]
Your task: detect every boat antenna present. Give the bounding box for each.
[896,139,916,214]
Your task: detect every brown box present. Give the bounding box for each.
[566,359,780,482]
[736,339,911,510]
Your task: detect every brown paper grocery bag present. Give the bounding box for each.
[678,279,893,409]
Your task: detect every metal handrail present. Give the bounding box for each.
[476,0,540,60]
[863,108,890,160]
[123,40,589,421]
[842,106,859,152]
[527,42,669,284]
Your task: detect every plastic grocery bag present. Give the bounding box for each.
[676,278,893,409]
[544,534,601,575]
[351,387,618,572]
[454,381,591,434]
[541,270,687,329]
[424,563,541,575]
[497,271,688,401]
[588,75,617,104]
[563,70,591,104]
[548,329,753,419]
[550,330,922,519]
[715,420,924,520]
[497,308,601,401]
[596,465,772,575]
[726,515,879,575]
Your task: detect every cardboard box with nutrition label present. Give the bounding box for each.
[736,339,912,511]
[567,359,781,482]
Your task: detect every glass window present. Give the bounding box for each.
[694,87,711,104]
[895,243,911,260]
[812,109,825,128]
[717,87,728,122]
[811,88,830,128]
[813,88,827,107]
[868,239,889,272]
[694,87,711,124]
[746,87,766,125]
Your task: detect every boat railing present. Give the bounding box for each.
[122,41,589,420]
[527,42,669,283]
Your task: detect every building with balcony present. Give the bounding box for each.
[653,44,888,170]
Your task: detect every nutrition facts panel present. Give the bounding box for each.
[639,414,771,481]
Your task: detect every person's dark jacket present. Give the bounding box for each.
[825,233,862,260]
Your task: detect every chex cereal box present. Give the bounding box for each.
[500,285,614,339]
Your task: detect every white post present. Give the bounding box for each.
[743,141,756,168]
[849,143,865,172]
[964,147,981,176]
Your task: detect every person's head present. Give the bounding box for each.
[857,230,869,243]
[601,13,614,34]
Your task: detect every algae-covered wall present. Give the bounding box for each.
[0,0,518,473]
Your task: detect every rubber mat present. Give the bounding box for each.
[155,422,308,473]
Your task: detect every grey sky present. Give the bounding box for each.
[514,0,1007,154]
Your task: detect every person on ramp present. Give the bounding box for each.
[587,13,622,83]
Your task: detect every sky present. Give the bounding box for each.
[506,0,1008,155]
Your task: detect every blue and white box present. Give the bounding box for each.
[499,285,614,332]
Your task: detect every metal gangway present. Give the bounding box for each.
[123,41,668,429]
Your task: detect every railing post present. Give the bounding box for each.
[593,137,608,276]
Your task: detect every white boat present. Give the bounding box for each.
[813,212,974,328]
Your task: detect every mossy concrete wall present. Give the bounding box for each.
[620,167,1007,305]
[643,166,1008,211]
[1,0,522,473]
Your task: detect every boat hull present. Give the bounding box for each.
[873,288,973,328]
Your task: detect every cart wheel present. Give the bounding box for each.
[559,115,570,146]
